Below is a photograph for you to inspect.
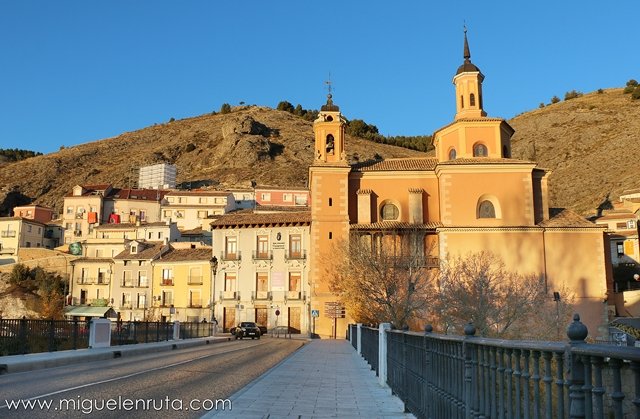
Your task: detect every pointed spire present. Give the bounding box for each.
[463,25,471,62]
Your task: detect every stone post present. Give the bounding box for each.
[173,321,181,340]
[89,318,112,348]
[378,322,391,387]
[357,323,363,355]
[567,313,588,418]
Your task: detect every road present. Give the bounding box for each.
[0,337,304,418]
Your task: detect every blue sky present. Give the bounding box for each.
[0,1,637,154]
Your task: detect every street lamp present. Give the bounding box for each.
[553,291,561,340]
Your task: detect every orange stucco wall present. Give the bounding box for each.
[348,174,440,224]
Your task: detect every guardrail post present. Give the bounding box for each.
[357,323,363,355]
[173,321,180,340]
[463,322,476,419]
[567,313,588,418]
[89,318,111,348]
[379,323,391,387]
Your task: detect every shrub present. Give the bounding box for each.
[169,117,175,123]
[597,88,604,94]
[550,96,560,104]
[632,87,640,101]
[564,90,583,100]
[624,86,635,94]
[626,79,638,87]
[220,103,231,114]
[276,101,294,113]
[539,103,545,108]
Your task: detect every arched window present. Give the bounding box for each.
[448,148,457,160]
[326,134,334,154]
[473,143,488,157]
[478,200,496,218]
[460,95,464,109]
[503,145,510,158]
[381,203,399,221]
[470,93,476,107]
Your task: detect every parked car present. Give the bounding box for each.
[257,324,267,335]
[234,322,261,339]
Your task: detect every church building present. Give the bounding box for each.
[308,31,611,338]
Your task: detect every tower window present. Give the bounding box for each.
[460,95,464,109]
[473,143,488,157]
[448,148,457,160]
[329,198,332,207]
[478,200,496,218]
[329,232,333,240]
[470,93,476,107]
[326,134,335,155]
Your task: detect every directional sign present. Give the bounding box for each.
[324,302,345,318]
[311,309,320,317]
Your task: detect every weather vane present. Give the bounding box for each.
[325,72,332,95]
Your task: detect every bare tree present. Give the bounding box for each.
[436,251,552,338]
[327,230,438,328]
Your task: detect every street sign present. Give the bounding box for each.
[311,309,320,317]
[324,302,345,318]
[275,309,280,316]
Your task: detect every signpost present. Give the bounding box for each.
[311,309,319,337]
[324,302,345,339]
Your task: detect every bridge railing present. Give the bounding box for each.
[353,315,640,419]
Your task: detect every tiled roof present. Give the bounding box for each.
[351,221,443,230]
[437,158,535,165]
[210,211,311,228]
[165,190,231,197]
[352,158,438,172]
[254,205,309,212]
[255,186,309,192]
[114,242,165,260]
[95,222,168,230]
[158,247,213,262]
[595,212,636,221]
[82,184,112,191]
[109,189,170,201]
[433,118,513,135]
[180,227,205,235]
[538,208,602,228]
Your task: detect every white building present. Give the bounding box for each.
[138,163,177,190]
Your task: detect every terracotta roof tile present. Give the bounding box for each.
[350,221,443,230]
[352,158,438,172]
[210,211,311,228]
[254,205,309,212]
[114,242,166,260]
[539,208,602,228]
[109,188,169,201]
[437,158,535,165]
[158,247,213,262]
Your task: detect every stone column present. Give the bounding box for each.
[357,323,363,355]
[378,322,391,387]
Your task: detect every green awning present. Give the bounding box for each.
[65,306,117,318]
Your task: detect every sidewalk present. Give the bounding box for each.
[207,339,413,418]
[0,336,230,374]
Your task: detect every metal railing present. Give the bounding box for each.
[252,250,272,261]
[355,315,640,419]
[180,322,214,339]
[285,250,307,260]
[220,251,241,261]
[1,230,16,238]
[0,318,90,356]
[111,321,174,346]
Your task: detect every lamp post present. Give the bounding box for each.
[553,291,561,340]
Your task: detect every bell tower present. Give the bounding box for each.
[313,93,347,164]
[453,27,487,120]
[308,93,351,338]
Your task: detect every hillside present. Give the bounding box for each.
[1,89,639,218]
[509,88,640,216]
[0,106,423,215]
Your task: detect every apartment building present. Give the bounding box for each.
[12,204,55,224]
[255,186,309,207]
[0,217,48,264]
[160,190,236,231]
[210,211,311,334]
[112,241,170,321]
[151,246,214,323]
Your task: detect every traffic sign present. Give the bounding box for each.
[311,309,320,317]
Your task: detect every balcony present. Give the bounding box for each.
[285,250,307,261]
[0,247,16,255]
[121,281,134,288]
[220,291,238,300]
[160,300,173,308]
[96,277,110,285]
[137,280,149,288]
[187,276,203,285]
[1,230,16,238]
[161,279,174,286]
[252,291,272,301]
[220,251,241,261]
[252,250,272,261]
[76,277,95,285]
[188,299,202,308]
[286,291,303,301]
[120,303,132,309]
[75,213,84,219]
[73,230,82,237]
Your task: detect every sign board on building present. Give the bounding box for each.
[271,272,285,291]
